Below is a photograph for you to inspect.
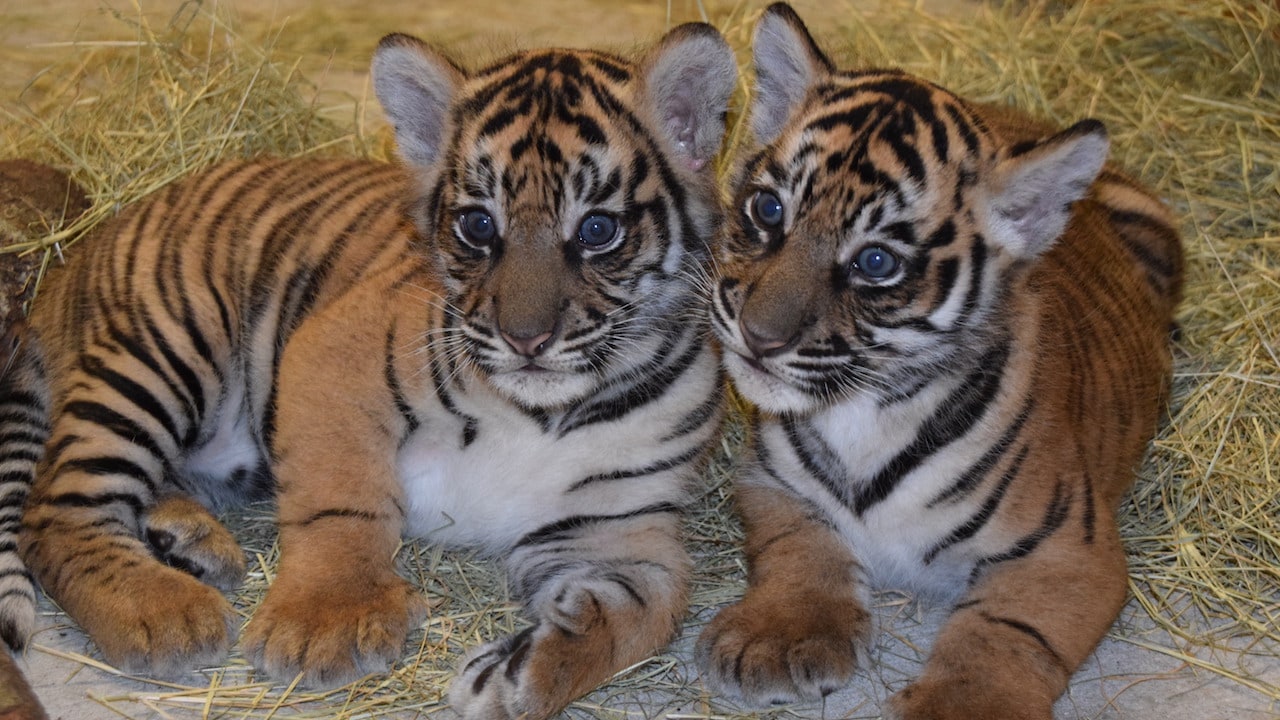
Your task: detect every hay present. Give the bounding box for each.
[3,0,1278,716]
[0,0,377,284]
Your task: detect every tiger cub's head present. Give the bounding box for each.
[711,2,1110,415]
[371,26,736,409]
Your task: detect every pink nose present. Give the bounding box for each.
[501,330,553,358]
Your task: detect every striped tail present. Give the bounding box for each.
[0,324,48,651]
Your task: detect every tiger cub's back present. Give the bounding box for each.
[27,158,413,492]
[984,103,1184,508]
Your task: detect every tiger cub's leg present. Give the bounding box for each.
[144,495,246,592]
[696,482,870,706]
[887,510,1128,720]
[450,513,691,720]
[20,366,239,675]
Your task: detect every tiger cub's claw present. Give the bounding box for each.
[696,591,870,707]
[241,572,427,688]
[84,564,235,677]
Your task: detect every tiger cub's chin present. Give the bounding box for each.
[722,351,826,416]
[485,366,598,409]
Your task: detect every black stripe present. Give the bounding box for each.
[104,319,197,440]
[58,456,156,494]
[384,327,420,440]
[923,445,1029,564]
[0,391,44,413]
[141,312,207,421]
[885,120,927,183]
[63,400,171,474]
[662,381,722,442]
[79,354,184,448]
[943,102,982,155]
[513,501,682,549]
[567,445,704,492]
[558,331,699,436]
[45,491,145,517]
[1108,208,1179,281]
[928,400,1033,507]
[0,429,45,448]
[972,479,1073,576]
[604,571,646,607]
[981,611,1067,670]
[853,339,1011,516]
[782,415,854,508]
[954,239,987,326]
[292,508,384,527]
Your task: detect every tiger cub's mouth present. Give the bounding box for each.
[483,350,602,409]
[721,344,825,416]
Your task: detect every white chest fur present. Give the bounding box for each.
[762,379,1006,600]
[396,404,579,551]
[395,357,716,554]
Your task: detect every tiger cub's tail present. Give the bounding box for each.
[0,323,47,650]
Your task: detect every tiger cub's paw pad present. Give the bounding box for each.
[696,595,869,707]
[448,626,548,720]
[241,575,426,688]
[88,566,236,677]
[144,496,246,591]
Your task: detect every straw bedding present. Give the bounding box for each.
[1,0,1276,716]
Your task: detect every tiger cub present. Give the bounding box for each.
[696,4,1182,719]
[16,23,735,719]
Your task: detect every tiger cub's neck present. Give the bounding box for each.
[802,302,1041,506]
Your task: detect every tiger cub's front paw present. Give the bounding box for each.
[241,573,427,688]
[449,623,579,720]
[696,591,870,707]
[82,563,236,676]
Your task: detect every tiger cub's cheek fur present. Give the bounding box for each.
[699,3,1182,718]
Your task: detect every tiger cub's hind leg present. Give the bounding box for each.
[19,355,239,676]
[144,495,246,592]
[449,515,692,720]
[21,498,238,676]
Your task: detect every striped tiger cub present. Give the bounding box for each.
[15,23,735,719]
[697,4,1183,718]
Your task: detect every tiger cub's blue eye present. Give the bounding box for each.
[578,214,619,249]
[854,246,899,279]
[459,209,497,247]
[751,191,784,227]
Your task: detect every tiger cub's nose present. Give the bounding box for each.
[501,329,554,358]
[740,319,798,359]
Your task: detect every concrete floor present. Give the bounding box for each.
[20,589,1280,719]
[4,1,1279,718]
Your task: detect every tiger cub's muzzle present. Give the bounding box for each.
[725,257,824,363]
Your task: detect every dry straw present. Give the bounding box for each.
[2,0,1277,717]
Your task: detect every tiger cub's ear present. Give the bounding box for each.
[750,2,835,145]
[641,23,738,173]
[372,34,467,171]
[988,119,1110,260]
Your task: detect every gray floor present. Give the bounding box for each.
[22,587,1280,719]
